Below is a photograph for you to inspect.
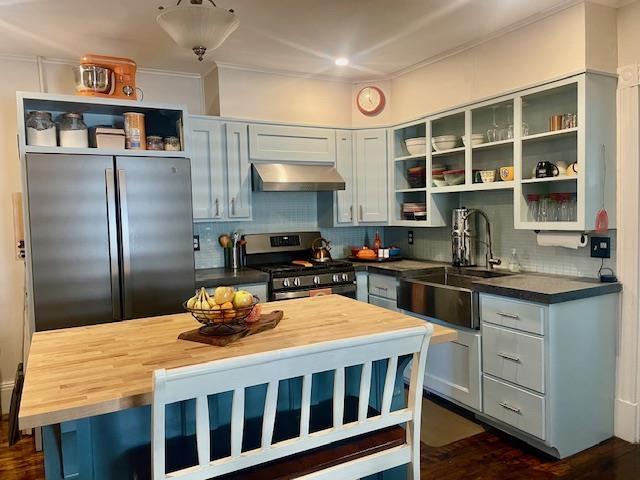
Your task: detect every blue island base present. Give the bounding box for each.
[42,358,412,480]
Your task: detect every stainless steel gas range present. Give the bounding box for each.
[243,231,356,301]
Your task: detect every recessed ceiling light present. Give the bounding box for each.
[335,57,349,66]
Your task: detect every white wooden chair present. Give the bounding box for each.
[152,323,434,480]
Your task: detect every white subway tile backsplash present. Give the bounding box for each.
[384,190,615,279]
[194,192,381,268]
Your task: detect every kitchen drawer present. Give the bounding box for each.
[368,294,398,311]
[483,323,545,393]
[480,294,546,335]
[483,375,545,440]
[368,273,397,300]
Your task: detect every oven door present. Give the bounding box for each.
[272,283,356,301]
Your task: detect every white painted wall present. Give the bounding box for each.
[216,65,352,126]
[618,0,640,67]
[390,3,589,123]
[0,56,204,412]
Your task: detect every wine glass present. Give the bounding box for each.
[487,106,499,142]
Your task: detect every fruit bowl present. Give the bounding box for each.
[184,287,260,336]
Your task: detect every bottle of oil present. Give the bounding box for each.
[373,231,382,253]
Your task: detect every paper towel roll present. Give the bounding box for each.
[536,232,588,249]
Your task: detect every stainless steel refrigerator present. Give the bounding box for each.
[25,154,195,331]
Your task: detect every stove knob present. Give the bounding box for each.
[293,277,301,287]
[341,273,349,282]
[332,274,339,283]
[283,278,291,287]
[313,275,321,285]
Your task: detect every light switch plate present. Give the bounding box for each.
[590,236,610,259]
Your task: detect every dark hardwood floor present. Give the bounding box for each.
[1,415,639,479]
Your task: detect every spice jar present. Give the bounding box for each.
[146,135,164,151]
[164,136,181,151]
[59,113,88,148]
[26,111,57,146]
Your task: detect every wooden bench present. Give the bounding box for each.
[151,324,434,479]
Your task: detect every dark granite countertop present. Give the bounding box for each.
[471,273,622,304]
[346,259,446,277]
[195,267,269,288]
[346,258,621,304]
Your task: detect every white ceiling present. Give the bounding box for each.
[0,0,629,79]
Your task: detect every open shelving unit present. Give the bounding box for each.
[387,72,616,231]
[17,91,189,158]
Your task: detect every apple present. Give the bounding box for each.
[233,290,254,308]
[214,286,235,305]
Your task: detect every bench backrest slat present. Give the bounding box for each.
[152,324,433,480]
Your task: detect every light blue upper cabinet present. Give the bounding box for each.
[356,129,388,223]
[335,130,355,223]
[225,122,252,220]
[248,124,336,163]
[190,117,225,220]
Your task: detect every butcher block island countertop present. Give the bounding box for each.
[20,294,456,429]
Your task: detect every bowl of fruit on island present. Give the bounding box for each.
[184,287,261,335]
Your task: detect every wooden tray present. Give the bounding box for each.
[347,256,403,263]
[178,310,284,346]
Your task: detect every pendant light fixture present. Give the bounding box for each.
[157,0,239,61]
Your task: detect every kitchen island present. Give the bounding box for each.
[20,295,456,480]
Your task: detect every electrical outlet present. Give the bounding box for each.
[408,230,414,245]
[590,236,610,259]
[193,235,200,251]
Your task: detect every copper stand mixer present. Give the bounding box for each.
[73,54,139,100]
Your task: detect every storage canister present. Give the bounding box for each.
[59,113,88,148]
[123,112,146,150]
[26,111,57,146]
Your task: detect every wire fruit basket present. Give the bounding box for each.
[183,296,259,336]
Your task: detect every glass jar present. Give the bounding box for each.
[59,113,88,148]
[164,136,181,151]
[26,111,57,146]
[146,135,164,151]
[557,193,571,222]
[526,194,540,222]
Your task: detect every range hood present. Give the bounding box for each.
[252,163,346,192]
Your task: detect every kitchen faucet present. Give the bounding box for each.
[463,209,501,270]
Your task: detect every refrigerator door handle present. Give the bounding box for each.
[118,168,133,319]
[105,169,121,321]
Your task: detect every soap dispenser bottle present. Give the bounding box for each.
[508,248,521,273]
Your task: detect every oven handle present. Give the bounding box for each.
[272,283,356,301]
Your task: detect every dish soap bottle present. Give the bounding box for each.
[508,248,521,273]
[373,231,382,254]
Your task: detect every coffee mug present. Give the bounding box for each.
[499,166,514,181]
[566,162,578,176]
[535,161,559,178]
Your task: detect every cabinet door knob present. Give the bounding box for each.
[215,198,220,217]
[350,205,353,222]
[359,205,363,221]
[231,197,236,216]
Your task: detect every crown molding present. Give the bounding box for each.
[0,53,202,79]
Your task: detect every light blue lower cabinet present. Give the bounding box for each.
[477,292,619,458]
[42,360,413,479]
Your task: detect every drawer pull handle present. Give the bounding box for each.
[499,401,521,414]
[497,312,520,319]
[497,352,521,363]
[376,286,388,291]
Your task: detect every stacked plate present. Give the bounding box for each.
[402,202,427,221]
[432,135,458,152]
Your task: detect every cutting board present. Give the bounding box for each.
[178,310,284,346]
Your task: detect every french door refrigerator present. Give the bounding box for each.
[25,154,195,331]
